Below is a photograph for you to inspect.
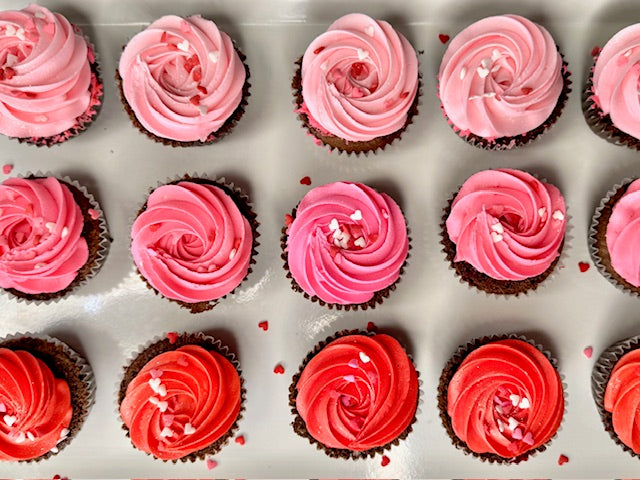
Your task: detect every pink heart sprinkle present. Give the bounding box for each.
[583,346,593,359]
[88,208,99,220]
[343,375,355,383]
[348,359,358,368]
[206,459,217,470]
[162,414,174,426]
[2,164,13,175]
[522,432,534,445]
[149,369,163,379]
[512,427,523,440]
[177,355,188,367]
[0,403,5,413]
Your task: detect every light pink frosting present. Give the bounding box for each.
[119,15,246,142]
[131,181,253,304]
[300,13,418,142]
[438,15,563,138]
[606,179,640,286]
[0,177,88,294]
[592,24,640,139]
[446,169,566,281]
[286,182,408,305]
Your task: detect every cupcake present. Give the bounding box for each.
[131,176,259,313]
[0,333,95,462]
[293,13,420,154]
[282,181,409,309]
[118,332,244,462]
[441,168,566,295]
[438,335,564,464]
[438,14,571,150]
[584,25,640,150]
[0,4,103,146]
[0,175,110,303]
[117,15,250,146]
[289,330,419,459]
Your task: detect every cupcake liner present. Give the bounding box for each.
[437,333,566,464]
[0,332,96,462]
[130,173,260,313]
[117,331,245,463]
[289,329,421,459]
[292,57,422,156]
[1,171,111,305]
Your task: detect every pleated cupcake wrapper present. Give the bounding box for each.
[437,333,567,465]
[126,172,260,313]
[1,171,110,305]
[0,331,96,462]
[289,328,422,460]
[116,331,245,463]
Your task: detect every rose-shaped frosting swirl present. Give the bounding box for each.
[0,4,94,138]
[120,345,241,461]
[606,180,640,286]
[446,169,566,281]
[119,15,246,142]
[0,348,72,461]
[438,14,563,138]
[286,182,408,305]
[592,24,640,140]
[0,177,88,294]
[131,181,252,304]
[447,339,563,458]
[295,334,418,451]
[300,13,418,142]
[604,348,640,454]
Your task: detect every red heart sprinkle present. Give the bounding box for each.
[400,91,410,99]
[160,32,168,43]
[189,95,200,106]
[558,454,569,465]
[149,223,161,232]
[273,364,285,374]
[167,332,178,344]
[314,46,325,55]
[381,455,390,467]
[299,176,311,186]
[284,214,294,227]
[583,346,593,359]
[206,459,218,470]
[88,208,99,220]
[235,435,245,445]
[53,476,61,480]
[438,34,450,44]
[521,87,533,95]
[258,321,268,331]
[2,164,13,175]
[578,261,590,272]
[4,67,15,80]
[591,46,601,57]
[366,321,377,332]
[193,69,202,82]
[197,85,207,95]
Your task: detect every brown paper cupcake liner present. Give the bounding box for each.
[289,329,420,459]
[130,173,259,313]
[117,331,245,463]
[0,332,96,462]
[437,333,566,464]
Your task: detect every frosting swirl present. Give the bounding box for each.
[285,182,408,305]
[118,15,246,142]
[0,348,72,461]
[606,180,640,287]
[604,348,640,454]
[300,13,418,142]
[131,181,253,304]
[447,339,563,458]
[438,14,563,138]
[120,345,241,461]
[445,169,566,281]
[295,334,418,451]
[0,177,88,294]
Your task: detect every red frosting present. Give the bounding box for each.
[120,345,241,460]
[295,334,418,451]
[0,348,72,461]
[604,349,640,453]
[447,339,563,458]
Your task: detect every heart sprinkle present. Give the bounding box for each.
[2,164,12,175]
[208,51,219,63]
[591,46,601,57]
[366,321,377,332]
[88,208,99,220]
[348,359,358,368]
[167,332,178,344]
[438,34,450,44]
[149,369,163,379]
[206,458,218,470]
[258,321,269,331]
[558,454,569,465]
[583,346,593,359]
[357,48,369,60]
[381,455,390,467]
[183,422,196,435]
[365,26,374,37]
[3,415,16,427]
[273,364,285,374]
[578,262,590,272]
[235,435,245,445]
[350,210,363,221]
[359,352,370,363]
[299,176,311,186]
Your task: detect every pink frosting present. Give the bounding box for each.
[446,169,566,281]
[606,179,640,286]
[300,13,418,142]
[286,182,408,305]
[0,4,94,139]
[119,15,246,142]
[0,177,88,294]
[592,24,640,139]
[131,181,253,304]
[438,15,563,138]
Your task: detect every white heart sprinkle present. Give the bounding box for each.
[509,394,520,406]
[625,48,633,57]
[177,40,189,52]
[26,431,35,441]
[359,352,370,363]
[357,48,369,60]
[350,210,362,221]
[538,207,547,219]
[5,54,17,67]
[158,384,167,397]
[481,57,491,69]
[148,377,162,393]
[208,51,219,63]
[519,397,530,409]
[477,67,490,78]
[382,209,389,219]
[50,446,59,453]
[16,28,24,41]
[13,431,25,443]
[157,401,168,412]
[198,105,208,116]
[497,418,505,432]
[354,237,366,248]
[183,422,196,435]
[3,415,16,427]
[35,10,46,19]
[507,417,519,430]
[229,248,237,260]
[59,428,69,439]
[45,222,56,233]
[160,427,174,438]
[320,61,328,71]
[552,210,565,221]
[459,66,467,80]
[491,222,504,234]
[492,49,501,61]
[491,232,503,243]
[329,218,339,231]
[34,263,45,269]
[364,25,374,37]
[61,226,68,238]
[5,25,15,37]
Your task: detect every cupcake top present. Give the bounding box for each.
[118,15,246,142]
[119,344,241,461]
[131,180,253,305]
[445,169,566,281]
[438,14,564,139]
[299,13,419,142]
[446,339,563,459]
[285,181,408,306]
[294,333,418,452]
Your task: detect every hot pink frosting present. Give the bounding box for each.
[592,24,640,140]
[0,4,95,139]
[286,182,408,305]
[438,15,563,138]
[131,181,253,304]
[119,15,246,142]
[300,13,418,142]
[0,177,88,294]
[606,179,640,286]
[446,169,566,281]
